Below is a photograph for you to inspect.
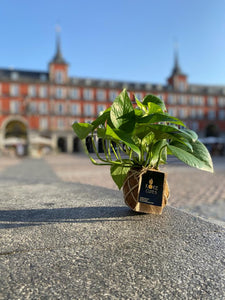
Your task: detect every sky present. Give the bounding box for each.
[1,0,225,85]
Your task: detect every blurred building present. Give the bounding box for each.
[0,37,225,155]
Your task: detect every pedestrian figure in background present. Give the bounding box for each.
[16,143,24,157]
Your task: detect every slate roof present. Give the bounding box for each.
[0,68,49,83]
[0,69,225,96]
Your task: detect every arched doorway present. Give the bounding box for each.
[205,123,220,137]
[73,137,80,153]
[86,136,94,153]
[57,137,67,152]
[4,120,28,156]
[5,120,27,139]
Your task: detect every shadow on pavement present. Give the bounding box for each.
[0,206,143,228]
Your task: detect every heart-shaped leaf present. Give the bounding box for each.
[110,89,135,133]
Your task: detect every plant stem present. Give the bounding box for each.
[110,141,119,160]
[118,144,127,155]
[102,138,110,161]
[156,144,167,169]
[116,143,123,161]
[106,139,112,160]
[91,134,109,163]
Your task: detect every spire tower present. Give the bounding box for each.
[49,25,68,83]
[167,40,187,90]
[172,41,182,76]
[50,25,67,65]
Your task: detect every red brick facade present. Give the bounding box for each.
[0,40,224,156]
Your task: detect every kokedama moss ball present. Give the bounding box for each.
[123,168,170,214]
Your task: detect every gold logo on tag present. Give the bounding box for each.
[148,179,153,189]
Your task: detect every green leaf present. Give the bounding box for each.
[179,128,198,142]
[105,125,141,157]
[141,132,155,152]
[97,128,106,138]
[137,113,186,127]
[143,94,166,111]
[167,140,214,173]
[135,97,148,113]
[110,89,135,133]
[91,108,111,130]
[110,164,131,189]
[72,123,93,140]
[133,124,193,151]
[169,141,193,153]
[147,102,163,114]
[134,108,145,118]
[146,124,192,142]
[150,140,167,166]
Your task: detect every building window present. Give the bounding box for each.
[189,96,195,105]
[10,84,19,96]
[178,81,185,91]
[207,96,215,106]
[28,85,36,97]
[71,104,80,116]
[197,109,204,119]
[57,119,64,129]
[189,96,203,106]
[178,108,187,119]
[40,74,47,82]
[97,105,106,115]
[10,100,20,113]
[39,86,48,98]
[190,109,196,119]
[39,118,48,130]
[55,88,64,99]
[198,96,204,106]
[109,90,118,102]
[135,92,143,101]
[70,88,80,99]
[39,102,48,114]
[219,110,225,120]
[96,89,106,101]
[168,107,177,117]
[83,88,93,100]
[208,110,216,120]
[157,94,164,100]
[167,94,176,104]
[178,95,186,105]
[56,103,64,115]
[218,97,225,107]
[55,71,64,84]
[190,121,199,132]
[84,104,93,116]
[29,102,37,113]
[11,72,19,80]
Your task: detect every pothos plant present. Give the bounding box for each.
[72,89,213,190]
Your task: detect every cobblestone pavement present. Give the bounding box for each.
[45,154,225,226]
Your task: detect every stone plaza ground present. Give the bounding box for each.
[0,154,225,299]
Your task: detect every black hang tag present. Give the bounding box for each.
[138,170,165,206]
